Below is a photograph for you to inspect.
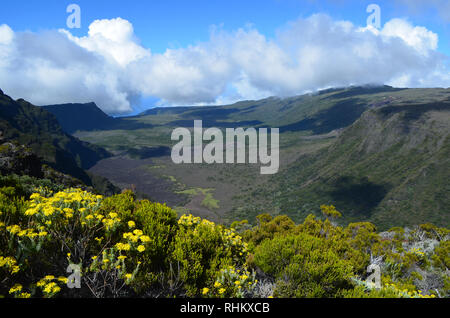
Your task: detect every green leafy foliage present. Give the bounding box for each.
[0,178,448,299]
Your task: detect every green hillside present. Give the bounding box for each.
[42,86,450,230]
[270,96,450,230]
[0,89,111,185]
[0,87,448,300]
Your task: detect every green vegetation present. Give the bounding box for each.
[56,86,450,230]
[1,85,449,299]
[176,187,220,210]
[0,90,111,186]
[0,175,448,298]
[270,98,450,229]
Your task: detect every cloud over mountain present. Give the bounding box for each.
[0,14,448,114]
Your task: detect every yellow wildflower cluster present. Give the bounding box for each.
[26,188,101,217]
[179,214,248,260]
[6,225,47,239]
[8,283,22,294]
[178,214,202,226]
[178,214,216,227]
[203,266,257,298]
[222,228,248,251]
[90,248,139,284]
[0,256,20,274]
[23,188,125,233]
[383,282,436,298]
[7,283,31,298]
[117,229,150,254]
[35,275,66,297]
[102,212,122,231]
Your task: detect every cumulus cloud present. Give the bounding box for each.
[0,14,448,114]
[0,21,139,114]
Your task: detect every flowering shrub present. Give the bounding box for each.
[0,188,141,297]
[0,181,448,298]
[173,214,249,296]
[202,266,258,298]
[0,187,253,298]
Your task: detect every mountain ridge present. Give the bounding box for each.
[0,89,112,186]
[270,96,450,229]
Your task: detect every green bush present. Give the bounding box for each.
[0,176,448,299]
[253,232,354,297]
[172,215,248,296]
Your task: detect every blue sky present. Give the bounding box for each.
[0,0,449,114]
[1,0,449,54]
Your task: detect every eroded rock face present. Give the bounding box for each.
[0,141,43,178]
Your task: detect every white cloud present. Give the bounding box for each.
[61,18,150,67]
[381,19,438,54]
[0,15,448,114]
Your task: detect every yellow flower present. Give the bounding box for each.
[9,284,23,294]
[234,281,241,285]
[218,288,226,294]
[214,281,222,288]
[7,225,21,235]
[44,275,55,281]
[30,193,41,200]
[139,235,151,243]
[115,243,131,251]
[128,221,136,228]
[202,288,209,295]
[109,212,118,219]
[25,208,37,216]
[63,207,73,213]
[137,245,146,253]
[12,266,20,274]
[133,229,143,236]
[129,235,139,243]
[43,282,60,294]
[124,273,132,280]
[118,255,127,260]
[58,277,68,283]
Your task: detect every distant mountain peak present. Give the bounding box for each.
[43,102,116,134]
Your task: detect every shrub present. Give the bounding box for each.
[253,232,354,297]
[172,214,249,296]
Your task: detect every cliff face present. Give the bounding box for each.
[0,89,111,184]
[0,142,43,178]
